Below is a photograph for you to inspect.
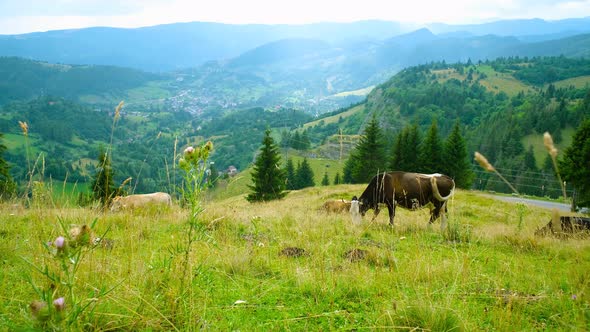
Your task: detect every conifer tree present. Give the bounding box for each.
[0,132,15,199]
[247,129,286,202]
[418,120,444,174]
[344,114,387,183]
[443,121,473,188]
[321,171,330,186]
[560,119,590,207]
[391,124,422,172]
[333,172,342,185]
[295,158,315,189]
[284,158,296,190]
[91,146,117,207]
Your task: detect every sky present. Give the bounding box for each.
[0,0,589,34]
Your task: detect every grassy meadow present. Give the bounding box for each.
[1,185,589,331]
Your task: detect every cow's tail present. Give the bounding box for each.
[431,176,454,201]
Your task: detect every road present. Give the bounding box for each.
[479,194,572,212]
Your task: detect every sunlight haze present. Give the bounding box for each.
[0,0,589,34]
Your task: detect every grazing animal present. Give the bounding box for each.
[535,216,590,237]
[321,199,352,213]
[350,196,362,225]
[110,192,172,211]
[356,172,455,229]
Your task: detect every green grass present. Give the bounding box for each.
[1,187,589,330]
[303,104,365,129]
[434,66,534,96]
[332,85,375,97]
[551,75,590,89]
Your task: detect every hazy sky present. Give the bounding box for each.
[0,0,589,34]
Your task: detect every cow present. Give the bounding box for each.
[356,172,455,230]
[110,192,172,211]
[321,199,352,213]
[535,216,590,237]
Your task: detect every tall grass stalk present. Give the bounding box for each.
[474,151,519,195]
[543,132,567,201]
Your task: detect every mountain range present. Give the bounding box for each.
[2,17,590,113]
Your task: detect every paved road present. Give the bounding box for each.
[479,194,572,212]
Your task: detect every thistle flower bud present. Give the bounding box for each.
[474,152,495,172]
[184,146,194,155]
[178,158,189,171]
[30,300,49,321]
[53,297,65,311]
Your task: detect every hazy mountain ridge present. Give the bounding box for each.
[1,18,589,73]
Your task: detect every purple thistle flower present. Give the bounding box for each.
[572,294,577,300]
[53,297,65,311]
[54,236,65,249]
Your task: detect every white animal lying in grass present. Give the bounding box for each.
[110,192,172,211]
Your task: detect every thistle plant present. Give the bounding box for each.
[24,218,113,330]
[175,141,214,317]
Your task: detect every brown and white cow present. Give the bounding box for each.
[110,192,172,211]
[356,172,455,229]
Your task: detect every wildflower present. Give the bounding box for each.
[54,236,65,249]
[53,297,65,311]
[30,300,49,321]
[572,294,577,300]
[184,146,195,155]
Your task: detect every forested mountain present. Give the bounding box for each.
[3,23,590,114]
[0,57,168,106]
[0,21,405,72]
[428,17,590,39]
[2,56,588,197]
[304,56,590,196]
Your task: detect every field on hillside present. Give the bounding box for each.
[433,65,534,96]
[1,186,589,331]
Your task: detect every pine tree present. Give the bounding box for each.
[390,124,421,172]
[295,158,315,189]
[91,146,117,207]
[344,114,387,183]
[247,129,286,202]
[418,120,444,174]
[333,172,342,185]
[284,158,296,190]
[0,132,15,199]
[321,171,330,186]
[560,119,590,207]
[443,121,473,188]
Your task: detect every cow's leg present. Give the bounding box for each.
[371,207,380,222]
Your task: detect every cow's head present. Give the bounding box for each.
[352,195,370,217]
[110,196,123,212]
